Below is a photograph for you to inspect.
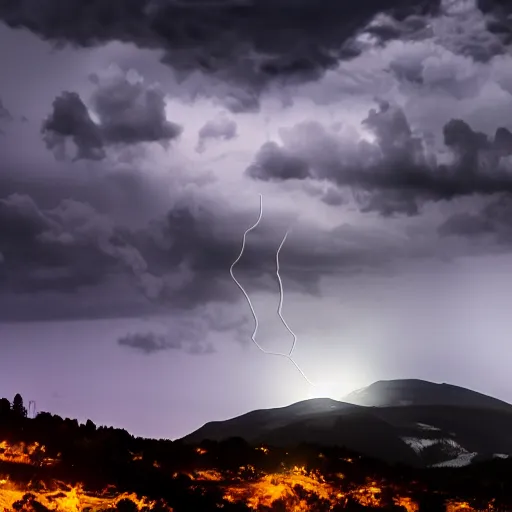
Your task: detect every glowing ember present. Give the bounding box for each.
[0,440,59,467]
[131,452,143,461]
[352,481,382,507]
[195,470,224,481]
[445,501,477,512]
[394,496,420,512]
[0,478,169,512]
[224,465,341,510]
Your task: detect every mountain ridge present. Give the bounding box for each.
[342,379,512,412]
[181,379,512,468]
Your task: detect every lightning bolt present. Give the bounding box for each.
[230,194,315,387]
[276,228,296,358]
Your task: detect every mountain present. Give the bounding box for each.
[181,379,512,468]
[343,379,512,412]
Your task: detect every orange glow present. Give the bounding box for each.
[394,496,420,512]
[0,439,504,512]
[0,477,171,512]
[0,464,502,511]
[194,469,224,481]
[223,466,336,511]
[446,501,477,512]
[221,465,389,511]
[0,440,59,467]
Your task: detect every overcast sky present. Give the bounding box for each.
[2,0,512,440]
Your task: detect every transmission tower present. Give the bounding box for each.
[28,400,37,419]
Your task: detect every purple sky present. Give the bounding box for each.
[2,0,512,440]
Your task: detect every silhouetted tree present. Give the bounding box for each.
[63,417,79,430]
[12,393,27,418]
[0,397,10,416]
[34,411,53,422]
[85,419,97,433]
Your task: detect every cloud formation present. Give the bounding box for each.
[196,113,237,153]
[0,189,269,314]
[41,92,106,161]
[0,0,445,110]
[4,0,512,328]
[439,193,512,242]
[0,193,150,292]
[42,69,182,160]
[0,180,432,323]
[247,141,310,181]
[246,101,512,215]
[117,300,254,355]
[118,331,215,355]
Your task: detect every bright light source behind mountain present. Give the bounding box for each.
[307,382,340,399]
[303,363,368,401]
[306,379,359,400]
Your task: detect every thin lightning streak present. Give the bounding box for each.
[276,228,297,357]
[230,194,316,387]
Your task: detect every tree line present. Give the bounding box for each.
[0,393,28,419]
[1,393,512,512]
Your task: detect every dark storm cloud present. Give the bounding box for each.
[0,190,269,314]
[246,101,512,215]
[88,70,183,146]
[220,89,261,114]
[118,332,181,354]
[478,0,512,44]
[42,71,182,160]
[41,92,106,161]
[438,193,512,242]
[319,186,346,207]
[0,189,236,313]
[0,193,150,293]
[0,190,227,319]
[143,198,416,299]
[116,303,249,354]
[246,142,310,181]
[0,179,415,322]
[0,164,173,226]
[0,0,442,109]
[118,331,215,355]
[196,114,237,153]
[433,0,507,63]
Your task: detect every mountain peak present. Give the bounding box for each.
[343,379,512,411]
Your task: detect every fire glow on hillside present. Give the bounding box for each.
[0,439,500,512]
[0,478,160,512]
